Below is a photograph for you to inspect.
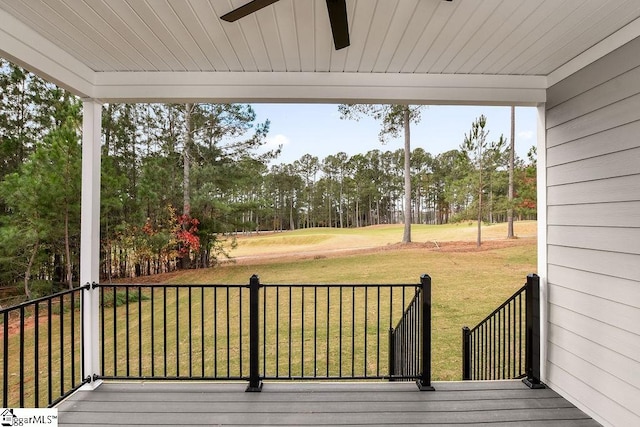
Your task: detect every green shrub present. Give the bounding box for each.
[29,280,63,299]
[101,289,150,308]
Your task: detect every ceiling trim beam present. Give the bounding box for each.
[92,71,546,105]
[0,8,94,97]
[547,15,640,87]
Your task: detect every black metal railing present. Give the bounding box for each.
[254,275,431,384]
[389,291,420,381]
[1,274,434,407]
[0,286,88,408]
[388,275,432,390]
[97,275,433,390]
[462,274,543,387]
[98,283,249,381]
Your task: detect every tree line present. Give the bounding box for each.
[0,59,536,300]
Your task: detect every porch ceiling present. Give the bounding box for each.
[1,0,640,104]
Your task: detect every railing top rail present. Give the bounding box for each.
[0,284,88,314]
[468,284,526,335]
[94,283,248,289]
[261,283,420,289]
[95,282,420,289]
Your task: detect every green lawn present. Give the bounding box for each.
[171,230,537,381]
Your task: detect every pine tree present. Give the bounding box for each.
[338,104,424,242]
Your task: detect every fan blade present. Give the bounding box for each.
[326,0,350,50]
[221,0,280,22]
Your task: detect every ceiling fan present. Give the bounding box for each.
[221,0,350,50]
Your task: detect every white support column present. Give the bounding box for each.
[536,103,548,384]
[80,99,102,388]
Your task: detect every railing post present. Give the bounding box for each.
[462,326,472,380]
[246,274,263,392]
[523,273,544,389]
[417,274,435,391]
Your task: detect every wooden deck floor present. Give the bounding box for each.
[57,380,599,426]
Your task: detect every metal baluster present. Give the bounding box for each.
[376,286,380,377]
[213,287,218,377]
[326,286,330,378]
[288,286,292,377]
[276,286,280,378]
[301,286,305,377]
[364,286,368,378]
[19,306,25,407]
[34,302,40,407]
[313,286,317,378]
[71,291,75,388]
[339,287,343,378]
[138,287,142,377]
[163,286,167,377]
[351,286,355,377]
[189,287,192,377]
[48,297,52,405]
[151,287,155,377]
[59,295,64,396]
[176,287,180,377]
[100,286,105,377]
[201,287,205,377]
[3,311,8,406]
[126,286,130,377]
[518,292,522,376]
[226,286,230,377]
[239,285,244,377]
[262,285,266,377]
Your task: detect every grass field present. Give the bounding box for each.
[224,221,537,261]
[1,221,537,406]
[132,221,538,381]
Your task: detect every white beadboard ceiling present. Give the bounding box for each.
[1,0,640,104]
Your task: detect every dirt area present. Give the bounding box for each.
[90,236,536,285]
[0,312,54,339]
[109,237,536,281]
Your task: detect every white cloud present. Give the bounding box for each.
[265,133,290,148]
[517,130,534,140]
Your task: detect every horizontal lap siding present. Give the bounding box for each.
[546,35,640,427]
[548,226,640,254]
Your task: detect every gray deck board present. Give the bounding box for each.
[57,381,600,426]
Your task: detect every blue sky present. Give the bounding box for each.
[251,104,538,166]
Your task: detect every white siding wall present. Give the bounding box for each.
[545,37,640,427]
